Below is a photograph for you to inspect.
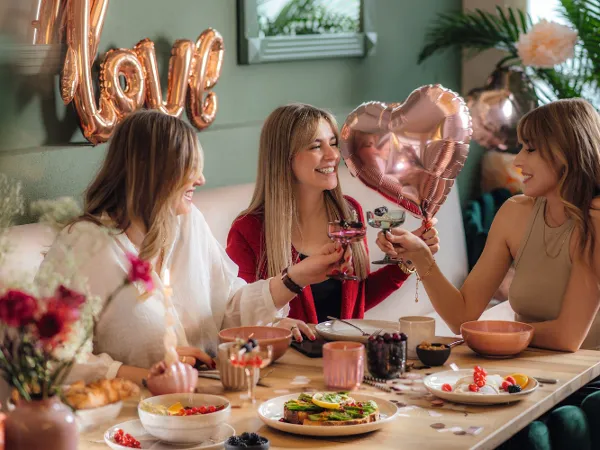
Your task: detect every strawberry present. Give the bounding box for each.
[505,376,516,385]
[442,383,452,392]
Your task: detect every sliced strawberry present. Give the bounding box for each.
[442,383,452,392]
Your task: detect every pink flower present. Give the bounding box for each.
[126,253,154,292]
[516,20,577,68]
[0,290,38,327]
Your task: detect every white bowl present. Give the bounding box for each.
[76,401,123,432]
[138,393,231,444]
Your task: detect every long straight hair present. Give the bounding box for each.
[239,103,369,279]
[77,109,201,261]
[517,98,600,266]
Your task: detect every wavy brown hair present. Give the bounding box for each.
[517,98,600,266]
[238,103,369,280]
[78,109,201,261]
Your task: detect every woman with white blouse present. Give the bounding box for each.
[37,110,349,385]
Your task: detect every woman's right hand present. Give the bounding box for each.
[288,242,351,286]
[375,228,431,260]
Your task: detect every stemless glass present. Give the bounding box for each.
[366,209,406,265]
[326,220,366,281]
[228,344,273,404]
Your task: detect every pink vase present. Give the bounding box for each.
[5,396,78,450]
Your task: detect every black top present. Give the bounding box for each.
[299,254,343,323]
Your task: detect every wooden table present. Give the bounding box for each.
[80,339,600,450]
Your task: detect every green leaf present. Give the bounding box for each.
[418,7,531,64]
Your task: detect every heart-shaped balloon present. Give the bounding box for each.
[340,84,472,221]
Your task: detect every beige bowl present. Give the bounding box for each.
[138,393,231,444]
[218,326,292,363]
[460,320,534,358]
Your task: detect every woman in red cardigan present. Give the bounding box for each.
[226,104,440,342]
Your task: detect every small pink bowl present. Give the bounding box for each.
[218,326,292,363]
[460,320,534,358]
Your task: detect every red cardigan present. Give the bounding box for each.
[225,196,410,324]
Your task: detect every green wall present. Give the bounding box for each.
[0,0,466,218]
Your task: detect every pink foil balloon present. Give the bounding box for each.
[145,361,198,396]
[340,84,473,221]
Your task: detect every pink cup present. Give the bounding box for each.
[323,341,365,391]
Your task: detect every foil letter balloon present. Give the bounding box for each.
[466,67,537,154]
[340,84,472,221]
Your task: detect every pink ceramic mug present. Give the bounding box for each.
[323,341,365,390]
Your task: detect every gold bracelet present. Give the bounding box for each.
[414,257,435,303]
[398,261,416,275]
[416,258,436,281]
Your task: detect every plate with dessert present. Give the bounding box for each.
[257,391,399,436]
[424,366,538,405]
[315,319,399,343]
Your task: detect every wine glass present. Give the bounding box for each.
[366,208,406,265]
[228,344,273,404]
[326,220,366,281]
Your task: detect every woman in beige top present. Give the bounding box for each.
[376,98,600,352]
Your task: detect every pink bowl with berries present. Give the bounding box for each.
[460,320,534,358]
[138,393,231,443]
[219,326,292,363]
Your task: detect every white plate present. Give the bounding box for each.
[315,319,399,343]
[424,369,539,405]
[104,419,235,449]
[257,393,399,436]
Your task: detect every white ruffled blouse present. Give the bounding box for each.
[36,206,288,384]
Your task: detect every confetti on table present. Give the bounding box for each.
[290,376,310,385]
[428,410,443,417]
[274,389,290,394]
[239,394,250,400]
[454,430,467,436]
[430,423,445,429]
[466,426,484,436]
[431,399,445,407]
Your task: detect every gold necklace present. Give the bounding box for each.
[542,222,571,259]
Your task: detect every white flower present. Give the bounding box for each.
[516,20,578,68]
[30,196,82,229]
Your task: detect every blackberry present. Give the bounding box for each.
[399,332,408,341]
[259,437,268,444]
[508,384,522,394]
[374,206,388,216]
[383,333,392,342]
[242,344,253,353]
[227,436,243,446]
[240,432,250,441]
[247,338,258,348]
[247,432,260,444]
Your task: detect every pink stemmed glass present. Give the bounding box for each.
[228,344,273,404]
[327,220,366,281]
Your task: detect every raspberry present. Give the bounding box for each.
[501,381,511,391]
[505,376,516,385]
[469,383,479,392]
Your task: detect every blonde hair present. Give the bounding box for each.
[79,109,201,261]
[517,98,600,265]
[239,103,369,279]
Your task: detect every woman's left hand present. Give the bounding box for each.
[275,318,316,342]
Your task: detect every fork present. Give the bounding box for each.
[327,316,370,336]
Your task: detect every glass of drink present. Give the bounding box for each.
[366,207,406,265]
[326,219,366,281]
[228,343,273,404]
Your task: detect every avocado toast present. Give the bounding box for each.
[283,392,380,426]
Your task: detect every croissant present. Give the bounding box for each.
[64,378,140,410]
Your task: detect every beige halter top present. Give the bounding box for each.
[509,197,600,350]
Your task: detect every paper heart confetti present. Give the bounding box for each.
[340,84,472,221]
